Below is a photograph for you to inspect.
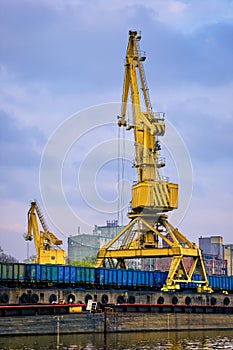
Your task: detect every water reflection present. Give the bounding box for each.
[1,330,233,350]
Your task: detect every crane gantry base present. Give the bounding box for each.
[95,215,212,292]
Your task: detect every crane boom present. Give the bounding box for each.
[25,201,66,265]
[95,31,212,292]
[119,31,177,217]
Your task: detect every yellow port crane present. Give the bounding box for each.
[95,30,212,292]
[25,201,66,265]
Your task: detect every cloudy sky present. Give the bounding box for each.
[1,0,233,261]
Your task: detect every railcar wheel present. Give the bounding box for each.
[172,296,178,305]
[101,294,108,304]
[224,297,230,306]
[1,293,9,304]
[185,296,192,305]
[31,293,39,304]
[21,293,29,304]
[67,294,75,304]
[49,294,57,304]
[85,294,92,305]
[157,296,164,304]
[211,297,217,306]
[128,295,135,304]
[117,295,125,304]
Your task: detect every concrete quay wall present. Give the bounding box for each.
[1,312,233,336]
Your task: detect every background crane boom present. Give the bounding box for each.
[25,201,66,265]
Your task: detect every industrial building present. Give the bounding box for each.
[199,236,223,257]
[142,235,232,276]
[199,236,233,276]
[223,244,233,276]
[68,221,124,264]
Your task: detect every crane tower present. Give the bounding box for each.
[95,31,212,292]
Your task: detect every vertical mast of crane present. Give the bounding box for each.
[118,31,171,218]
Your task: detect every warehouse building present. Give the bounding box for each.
[68,220,124,263]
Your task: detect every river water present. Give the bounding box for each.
[1,330,233,350]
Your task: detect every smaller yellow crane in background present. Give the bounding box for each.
[25,201,66,265]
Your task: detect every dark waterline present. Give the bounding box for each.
[1,330,233,350]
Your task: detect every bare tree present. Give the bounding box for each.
[0,246,18,263]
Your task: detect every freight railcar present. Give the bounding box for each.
[95,267,154,289]
[153,271,233,292]
[0,263,155,290]
[25,264,95,286]
[0,263,95,287]
[0,262,233,293]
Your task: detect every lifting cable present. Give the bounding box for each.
[117,122,126,226]
[117,125,121,225]
[121,127,126,225]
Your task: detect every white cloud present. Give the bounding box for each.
[37,0,233,32]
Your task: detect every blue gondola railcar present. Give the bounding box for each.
[1,261,233,292]
[95,267,105,285]
[70,266,76,283]
[64,265,71,283]
[116,269,123,287]
[76,266,81,283]
[57,265,72,284]
[80,267,86,282]
[153,270,167,288]
[230,276,233,291]
[137,270,143,286]
[40,264,48,281]
[105,268,111,286]
[1,263,13,281]
[208,275,214,289]
[209,275,218,290]
[75,266,95,285]
[58,265,64,283]
[39,264,58,283]
[141,270,146,286]
[108,268,117,286]
[13,263,25,282]
[224,275,230,291]
[219,275,225,290]
[148,271,154,287]
[127,269,133,287]
[89,267,95,284]
[141,270,147,286]
[216,275,222,290]
[25,264,41,283]
[132,269,138,286]
[122,269,128,286]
